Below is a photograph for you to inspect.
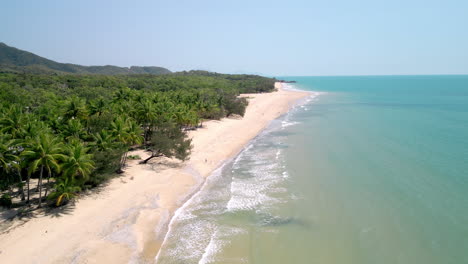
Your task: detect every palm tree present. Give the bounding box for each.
[61,142,94,184]
[0,105,25,138]
[120,119,143,170]
[89,97,107,116]
[91,129,116,152]
[187,109,200,129]
[22,119,48,142]
[47,178,81,207]
[13,156,26,201]
[110,117,130,145]
[0,134,20,197]
[19,120,49,202]
[125,119,144,146]
[134,100,157,143]
[112,100,132,116]
[61,119,87,142]
[63,96,88,121]
[22,134,65,207]
[110,117,143,172]
[1,135,28,201]
[154,99,175,124]
[173,105,188,128]
[112,87,132,104]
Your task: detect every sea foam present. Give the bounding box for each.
[155,89,322,263]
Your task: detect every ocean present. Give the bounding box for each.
[155,75,468,263]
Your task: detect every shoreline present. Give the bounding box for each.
[0,82,311,263]
[154,82,312,262]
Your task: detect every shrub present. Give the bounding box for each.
[0,194,12,208]
[127,155,141,160]
[48,179,81,207]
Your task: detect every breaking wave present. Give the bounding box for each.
[155,89,321,263]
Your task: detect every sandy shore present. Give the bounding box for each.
[0,83,310,263]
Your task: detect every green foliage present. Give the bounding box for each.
[87,113,114,134]
[0,193,12,208]
[127,155,141,160]
[0,42,171,75]
[222,94,248,117]
[0,133,20,192]
[61,142,95,183]
[0,65,276,208]
[90,148,124,184]
[47,178,81,207]
[22,134,65,178]
[21,133,65,207]
[0,105,26,138]
[145,122,192,162]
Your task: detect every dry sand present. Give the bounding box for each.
[0,83,310,263]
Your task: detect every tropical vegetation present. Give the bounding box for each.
[0,71,276,209]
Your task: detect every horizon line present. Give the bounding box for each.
[269,73,468,78]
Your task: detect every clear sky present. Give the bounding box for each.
[1,0,468,76]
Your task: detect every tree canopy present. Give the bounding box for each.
[0,71,276,209]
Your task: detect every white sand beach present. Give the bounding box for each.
[0,83,310,263]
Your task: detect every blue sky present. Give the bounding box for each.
[1,0,468,76]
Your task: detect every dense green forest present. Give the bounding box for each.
[0,71,276,209]
[0,42,171,75]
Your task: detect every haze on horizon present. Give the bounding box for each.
[2,0,467,76]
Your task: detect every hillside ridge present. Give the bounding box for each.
[0,42,171,75]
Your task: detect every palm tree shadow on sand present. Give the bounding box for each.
[45,202,76,218]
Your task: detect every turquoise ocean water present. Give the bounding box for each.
[156,76,468,263]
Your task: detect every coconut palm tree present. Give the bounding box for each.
[19,120,50,202]
[47,178,81,207]
[22,119,49,142]
[0,105,26,138]
[61,142,94,184]
[110,117,130,145]
[0,134,20,196]
[91,130,116,152]
[112,87,132,104]
[110,117,143,172]
[63,96,88,121]
[120,119,143,170]
[22,134,65,207]
[0,135,28,201]
[125,119,144,146]
[134,100,157,143]
[61,119,87,142]
[89,97,107,117]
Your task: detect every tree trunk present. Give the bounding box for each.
[123,151,128,167]
[26,174,30,204]
[139,152,161,164]
[44,173,51,198]
[140,154,155,164]
[17,170,25,201]
[38,165,44,208]
[116,151,129,174]
[8,183,14,197]
[120,152,125,169]
[144,125,151,144]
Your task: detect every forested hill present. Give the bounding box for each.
[0,42,171,75]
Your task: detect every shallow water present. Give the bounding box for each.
[156,76,468,263]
